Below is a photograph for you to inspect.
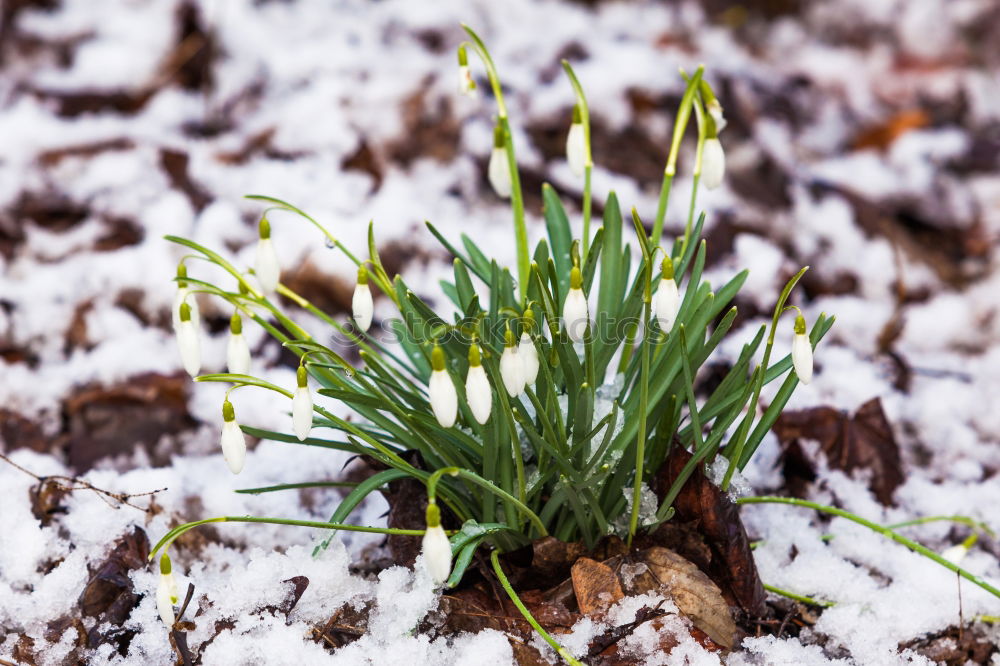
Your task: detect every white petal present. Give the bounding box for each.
[563,288,589,343]
[227,332,251,375]
[566,123,586,177]
[519,333,539,386]
[941,544,969,565]
[792,332,813,385]
[654,279,680,333]
[701,138,725,190]
[220,419,246,474]
[292,386,313,441]
[708,101,727,134]
[465,365,492,425]
[488,146,512,199]
[156,575,175,627]
[429,369,458,428]
[177,320,200,377]
[172,288,200,330]
[500,347,524,397]
[458,65,476,97]
[421,524,453,585]
[255,237,280,294]
[352,283,374,332]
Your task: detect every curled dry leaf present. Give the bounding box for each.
[773,397,903,505]
[627,547,736,650]
[651,444,767,618]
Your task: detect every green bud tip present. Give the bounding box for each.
[505,326,516,348]
[468,344,481,367]
[229,312,242,335]
[179,302,192,322]
[569,266,583,290]
[571,104,582,124]
[238,280,249,296]
[357,265,369,285]
[176,262,188,288]
[297,365,308,388]
[431,345,446,372]
[159,553,172,575]
[493,124,504,148]
[222,399,235,423]
[660,256,674,280]
[258,216,271,240]
[457,44,468,66]
[794,315,807,335]
[522,308,535,331]
[425,502,441,528]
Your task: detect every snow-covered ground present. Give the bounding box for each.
[1,0,999,663]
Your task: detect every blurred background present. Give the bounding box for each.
[0,0,999,660]
[1,0,997,469]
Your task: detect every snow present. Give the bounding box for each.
[2,0,1000,663]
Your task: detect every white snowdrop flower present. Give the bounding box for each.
[292,365,313,441]
[654,258,681,333]
[176,302,200,377]
[488,125,512,199]
[566,105,587,178]
[220,399,246,474]
[791,315,813,385]
[226,312,251,375]
[254,217,280,294]
[563,266,589,343]
[500,330,524,398]
[519,332,539,386]
[156,554,178,628]
[707,98,727,133]
[429,346,458,428]
[941,543,969,565]
[701,137,725,190]
[457,45,476,97]
[421,503,452,586]
[352,266,374,332]
[171,263,200,331]
[465,345,492,425]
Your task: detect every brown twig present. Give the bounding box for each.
[0,451,165,512]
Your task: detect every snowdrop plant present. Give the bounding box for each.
[156,554,178,628]
[153,26,838,661]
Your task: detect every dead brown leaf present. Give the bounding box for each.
[78,527,149,624]
[628,547,736,650]
[651,444,767,618]
[773,397,903,505]
[571,557,624,616]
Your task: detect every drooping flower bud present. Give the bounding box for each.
[519,310,539,386]
[500,328,524,398]
[292,365,313,441]
[706,98,727,134]
[176,302,200,377]
[566,104,586,178]
[421,502,452,586]
[227,311,251,375]
[487,124,512,199]
[701,137,725,190]
[352,266,374,332]
[457,44,476,97]
[254,217,280,294]
[791,315,813,385]
[220,399,246,474]
[465,345,492,425]
[172,262,200,331]
[156,554,178,628]
[563,266,589,343]
[654,257,681,333]
[429,345,458,428]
